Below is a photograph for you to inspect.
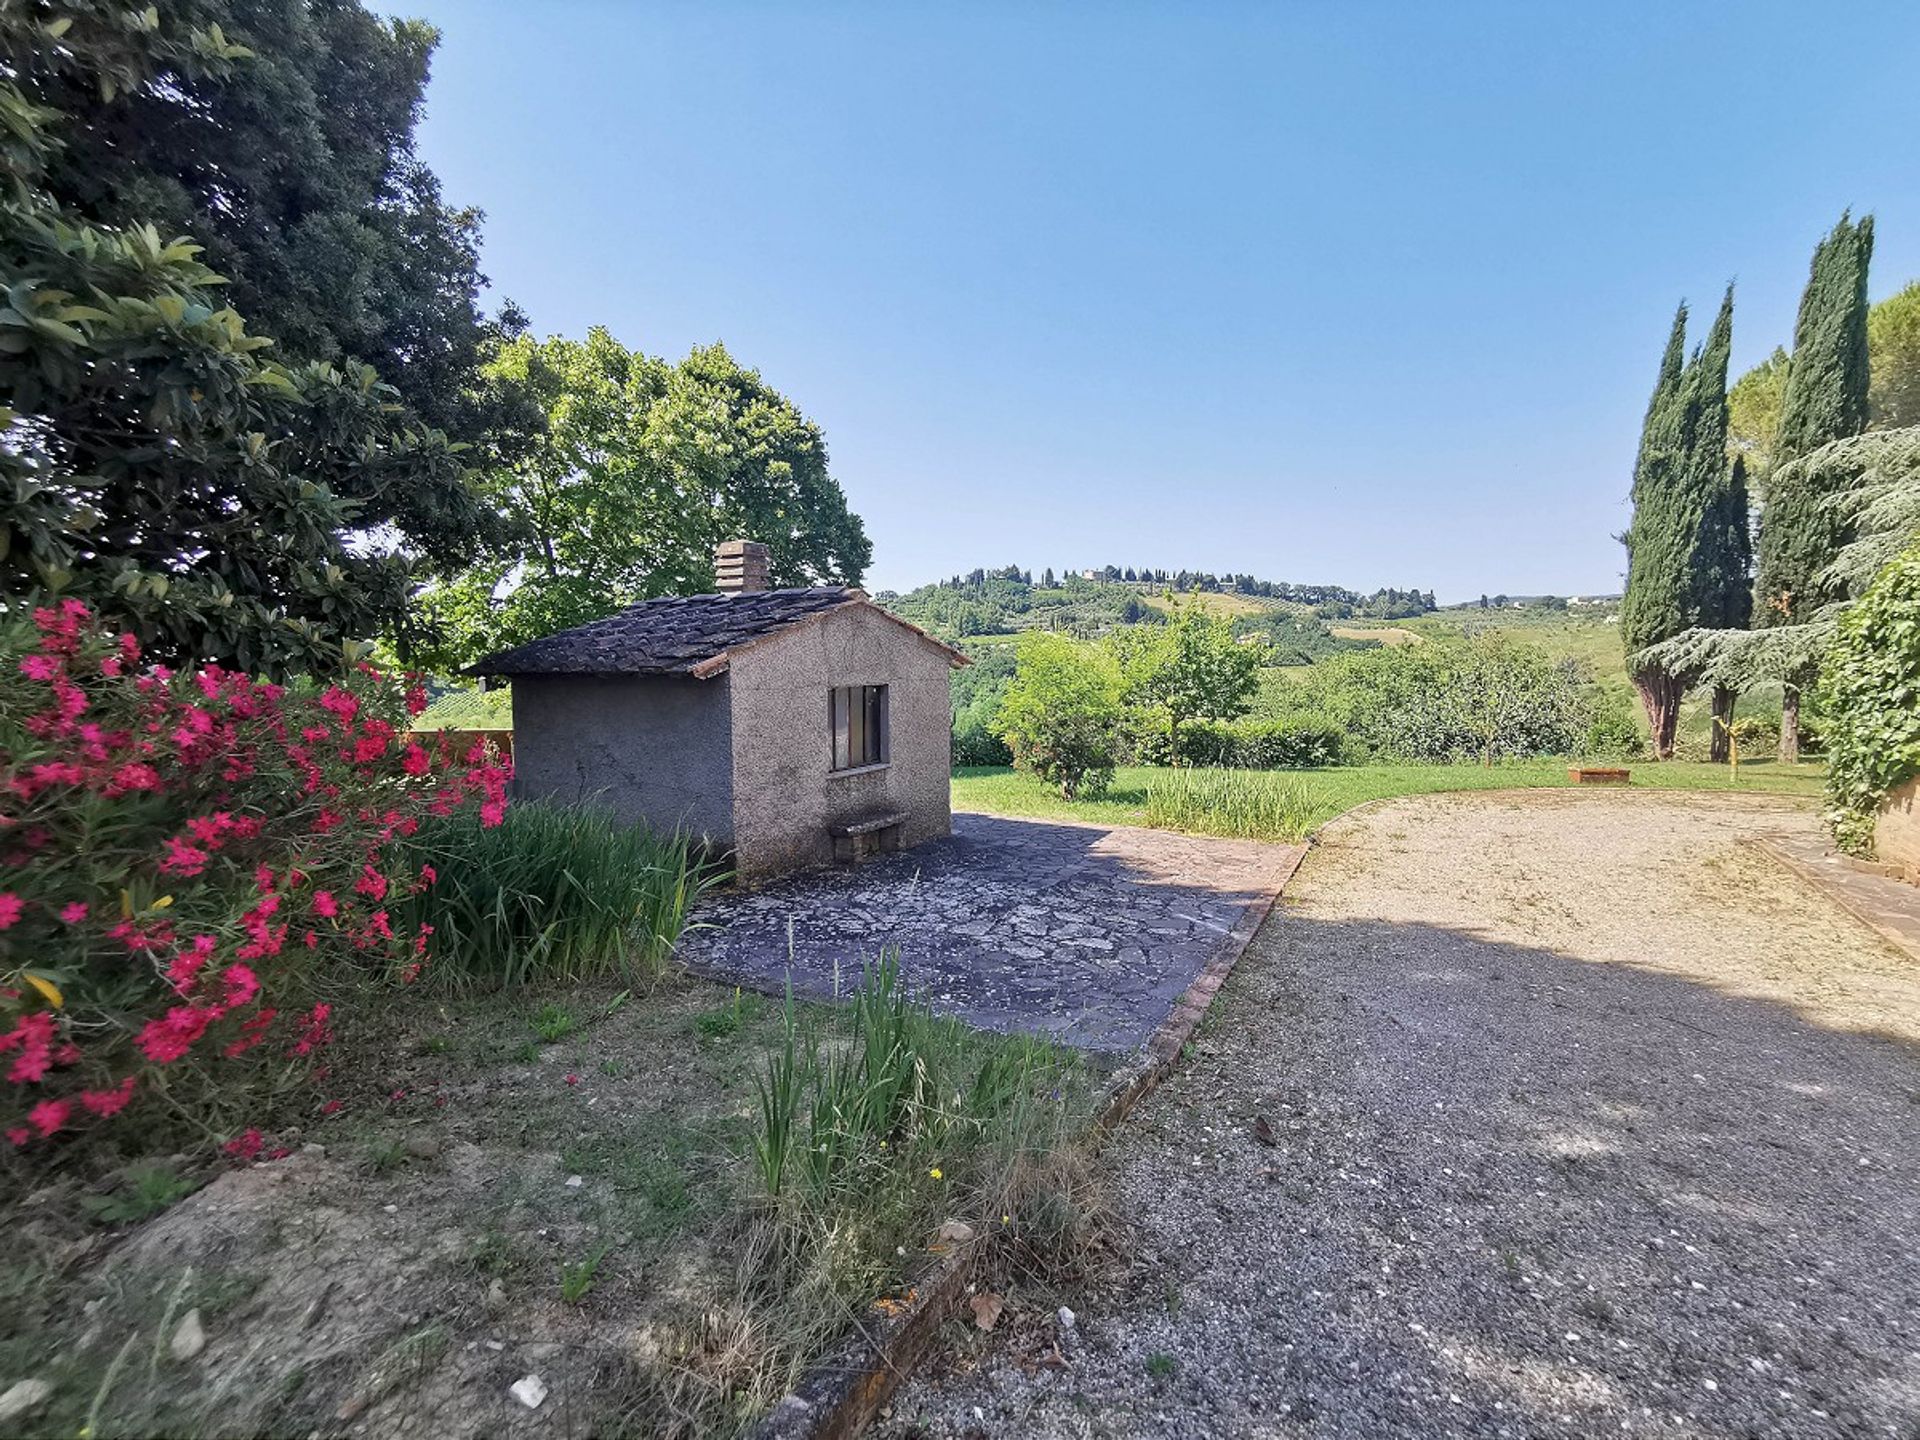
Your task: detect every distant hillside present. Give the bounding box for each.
[877,565,1436,642]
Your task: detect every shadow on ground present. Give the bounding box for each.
[889,908,1920,1438]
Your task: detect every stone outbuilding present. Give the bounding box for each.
[469,541,968,881]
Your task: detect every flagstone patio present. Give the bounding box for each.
[678,813,1304,1051]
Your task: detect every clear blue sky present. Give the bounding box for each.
[396,1,1920,601]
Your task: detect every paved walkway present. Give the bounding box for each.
[678,813,1303,1051]
[1751,828,1920,962]
[888,791,1920,1438]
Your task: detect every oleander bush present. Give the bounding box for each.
[0,603,507,1163]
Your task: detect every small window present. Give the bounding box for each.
[830,685,888,771]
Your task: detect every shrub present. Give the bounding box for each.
[1174,716,1350,769]
[1818,539,1920,853]
[992,633,1122,798]
[389,801,713,990]
[1577,695,1645,759]
[0,603,506,1158]
[1258,637,1591,763]
[1144,769,1321,842]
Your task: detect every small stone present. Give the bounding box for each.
[937,1220,975,1244]
[383,1204,398,1214]
[1057,1306,1076,1329]
[169,1309,206,1361]
[509,1375,548,1409]
[485,1279,508,1311]
[564,1175,583,1189]
[0,1380,53,1425]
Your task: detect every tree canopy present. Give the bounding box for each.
[414,328,872,668]
[1756,215,1874,628]
[1106,596,1259,756]
[0,3,471,675]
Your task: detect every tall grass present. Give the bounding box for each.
[392,800,716,989]
[700,954,1102,1428]
[1144,766,1320,841]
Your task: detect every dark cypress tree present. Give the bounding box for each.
[1754,214,1874,760]
[1622,303,1693,756]
[1623,290,1744,759]
[1683,291,1748,759]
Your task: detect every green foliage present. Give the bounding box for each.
[1773,214,1875,469]
[80,1163,196,1226]
[389,800,715,990]
[1136,715,1350,769]
[991,631,1123,799]
[1144,768,1318,842]
[529,1002,576,1044]
[1817,538,1920,854]
[749,953,1075,1203]
[414,329,871,667]
[1868,280,1920,432]
[1254,637,1592,764]
[1729,345,1789,474]
[1106,596,1259,755]
[1622,290,1740,653]
[1578,692,1645,759]
[410,686,513,732]
[1232,608,1379,663]
[0,4,482,673]
[1757,215,1873,633]
[949,643,1015,766]
[1634,427,1920,690]
[558,1244,612,1305]
[12,0,518,544]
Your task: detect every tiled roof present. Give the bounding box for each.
[467,588,964,678]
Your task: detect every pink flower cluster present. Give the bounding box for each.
[1,603,511,1150]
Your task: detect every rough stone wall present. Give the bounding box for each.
[1877,777,1920,880]
[727,603,955,879]
[508,674,735,848]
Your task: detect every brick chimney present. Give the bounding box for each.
[714,539,771,595]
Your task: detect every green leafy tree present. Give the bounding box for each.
[12,0,518,565]
[1755,214,1874,759]
[1106,594,1258,760]
[1867,279,1920,431]
[1728,345,1788,474]
[1,4,461,675]
[992,632,1122,798]
[1817,537,1920,854]
[415,329,871,666]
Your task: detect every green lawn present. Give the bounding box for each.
[952,759,1826,839]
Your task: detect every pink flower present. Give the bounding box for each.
[312,891,339,919]
[480,799,507,828]
[565,1073,581,1086]
[157,837,209,877]
[28,1097,70,1138]
[223,1128,265,1161]
[18,654,60,681]
[59,901,88,924]
[0,894,22,930]
[79,1077,136,1117]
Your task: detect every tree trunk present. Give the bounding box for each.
[1709,685,1738,763]
[1634,667,1684,760]
[1779,685,1800,764]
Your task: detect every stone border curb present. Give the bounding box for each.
[747,838,1310,1440]
[1745,836,1920,963]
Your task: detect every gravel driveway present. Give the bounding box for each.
[885,790,1920,1439]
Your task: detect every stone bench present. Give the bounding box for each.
[830,810,910,864]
